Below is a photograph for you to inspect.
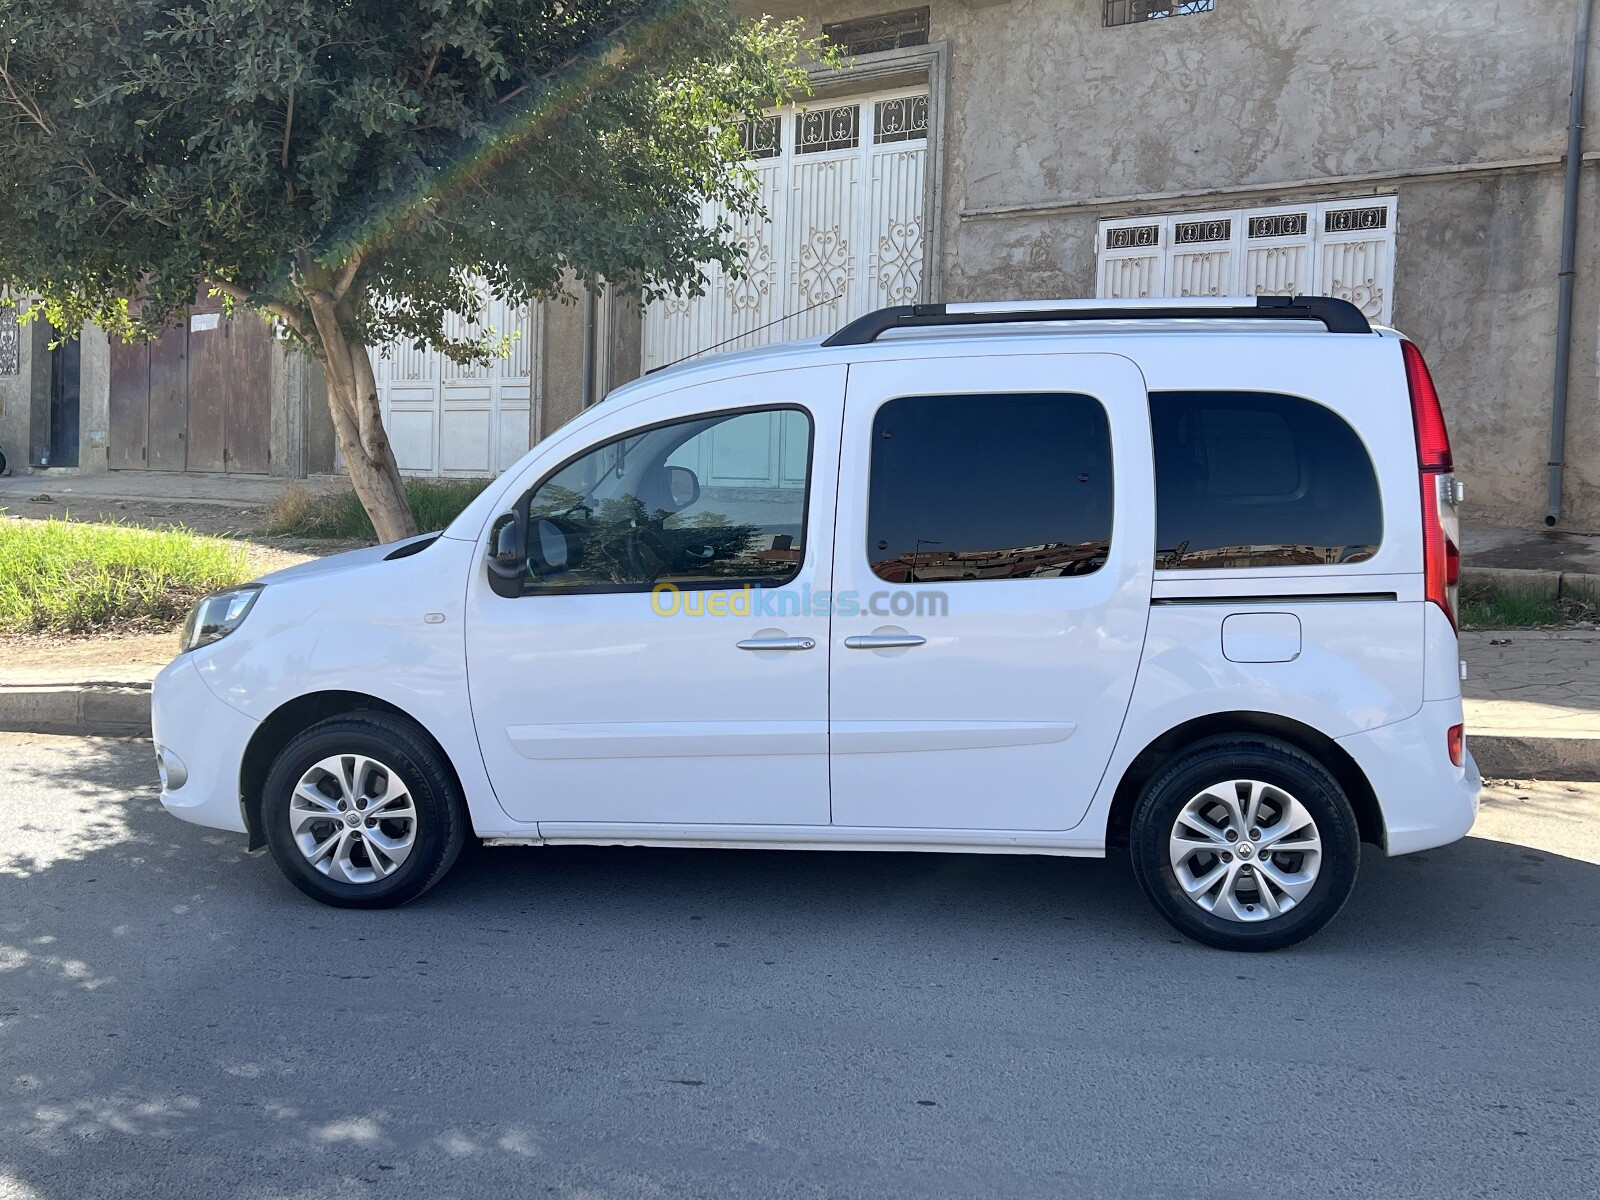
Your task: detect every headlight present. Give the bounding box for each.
[179,585,264,653]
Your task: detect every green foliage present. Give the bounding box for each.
[1458,581,1597,630]
[0,519,249,634]
[268,477,491,539]
[0,0,822,357]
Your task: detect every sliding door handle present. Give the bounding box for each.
[736,636,816,652]
[843,634,927,650]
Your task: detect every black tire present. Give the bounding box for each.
[1129,736,1360,951]
[261,713,467,908]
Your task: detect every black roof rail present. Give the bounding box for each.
[820,295,1373,347]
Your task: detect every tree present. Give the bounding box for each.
[0,0,817,541]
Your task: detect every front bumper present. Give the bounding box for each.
[151,653,260,835]
[1337,696,1481,856]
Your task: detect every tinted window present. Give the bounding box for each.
[519,407,810,594]
[1150,391,1381,569]
[867,393,1113,583]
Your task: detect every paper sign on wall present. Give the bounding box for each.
[190,312,221,332]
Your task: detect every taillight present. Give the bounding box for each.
[1447,723,1464,768]
[1404,341,1460,629]
[1404,340,1453,472]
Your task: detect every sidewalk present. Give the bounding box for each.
[0,470,346,510]
[0,634,169,738]
[1462,630,1600,779]
[1462,522,1600,577]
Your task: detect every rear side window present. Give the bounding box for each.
[1151,391,1381,569]
[867,393,1113,582]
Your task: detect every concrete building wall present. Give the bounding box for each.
[0,304,37,473]
[540,282,592,438]
[0,312,111,475]
[78,324,111,474]
[740,0,1600,530]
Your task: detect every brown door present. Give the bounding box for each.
[147,325,188,471]
[185,307,271,474]
[224,314,272,473]
[184,307,228,472]
[108,338,150,469]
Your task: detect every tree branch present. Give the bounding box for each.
[206,277,311,341]
[0,50,54,136]
[330,254,362,301]
[281,84,295,171]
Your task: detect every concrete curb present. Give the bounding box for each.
[1470,733,1600,782]
[1461,565,1600,602]
[0,684,152,738]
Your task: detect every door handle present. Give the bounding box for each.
[843,634,927,650]
[736,636,816,652]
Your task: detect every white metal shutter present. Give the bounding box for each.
[1095,196,1398,324]
[643,88,931,371]
[374,294,537,478]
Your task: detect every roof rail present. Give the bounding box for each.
[820,295,1372,347]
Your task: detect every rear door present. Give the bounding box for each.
[828,352,1154,832]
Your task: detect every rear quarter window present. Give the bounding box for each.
[1150,390,1382,570]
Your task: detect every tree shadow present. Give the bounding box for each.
[2,738,1598,1199]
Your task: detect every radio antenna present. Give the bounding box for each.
[646,291,844,375]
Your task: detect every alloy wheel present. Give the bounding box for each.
[1167,779,1323,922]
[288,754,418,884]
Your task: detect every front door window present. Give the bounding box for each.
[515,408,811,595]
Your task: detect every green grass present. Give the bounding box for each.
[268,478,491,540]
[0,519,250,635]
[1458,581,1597,629]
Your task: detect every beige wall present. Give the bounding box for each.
[78,324,110,473]
[0,303,37,470]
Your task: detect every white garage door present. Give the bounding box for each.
[375,296,537,477]
[643,87,931,371]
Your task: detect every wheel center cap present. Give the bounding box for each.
[345,812,362,827]
[1237,842,1256,860]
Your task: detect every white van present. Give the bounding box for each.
[153,297,1478,951]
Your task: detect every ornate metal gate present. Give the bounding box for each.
[642,87,931,371]
[1096,197,1400,324]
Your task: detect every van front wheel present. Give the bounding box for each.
[1130,737,1359,951]
[261,714,467,908]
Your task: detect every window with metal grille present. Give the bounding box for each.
[1104,0,1214,27]
[738,116,781,160]
[823,8,930,56]
[795,104,861,154]
[874,95,929,145]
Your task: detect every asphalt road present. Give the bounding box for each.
[1,733,1596,1200]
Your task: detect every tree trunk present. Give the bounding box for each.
[306,297,418,544]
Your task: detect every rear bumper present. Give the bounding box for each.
[1336,697,1480,856]
[151,653,259,835]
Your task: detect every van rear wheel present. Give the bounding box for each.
[1130,736,1359,951]
[261,713,466,908]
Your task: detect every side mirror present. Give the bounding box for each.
[530,518,572,573]
[665,464,700,512]
[485,511,526,597]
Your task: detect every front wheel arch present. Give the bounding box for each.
[239,690,464,853]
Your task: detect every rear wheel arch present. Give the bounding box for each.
[1104,712,1384,852]
[239,691,465,852]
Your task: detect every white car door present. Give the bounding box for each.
[828,352,1154,832]
[465,366,844,828]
